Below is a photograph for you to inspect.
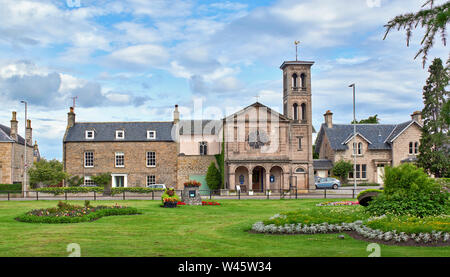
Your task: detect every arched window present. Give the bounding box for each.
[296,168,305,173]
[293,103,298,121]
[414,142,419,154]
[199,141,208,155]
[292,73,298,88]
[409,142,413,154]
[300,73,306,89]
[301,103,306,121]
[358,142,363,155]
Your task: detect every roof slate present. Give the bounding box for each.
[64,122,175,142]
[313,159,333,170]
[178,120,222,135]
[0,124,29,145]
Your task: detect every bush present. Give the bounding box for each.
[364,164,449,217]
[33,186,164,195]
[331,160,353,183]
[206,162,221,190]
[0,184,22,193]
[161,188,180,204]
[66,176,84,187]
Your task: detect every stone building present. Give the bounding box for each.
[0,111,38,185]
[223,61,315,192]
[314,110,423,184]
[63,59,316,192]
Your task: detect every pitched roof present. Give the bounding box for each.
[177,120,222,135]
[224,102,291,122]
[0,124,30,146]
[313,159,333,170]
[64,122,175,142]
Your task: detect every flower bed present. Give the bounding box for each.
[316,201,359,206]
[183,180,201,188]
[251,220,450,246]
[202,201,220,206]
[15,201,140,223]
[251,205,450,246]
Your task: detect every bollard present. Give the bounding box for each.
[152,191,154,201]
[65,192,67,200]
[94,191,96,201]
[36,191,39,201]
[8,192,10,201]
[238,190,240,200]
[123,191,125,200]
[324,189,327,199]
[296,188,298,199]
[352,189,355,199]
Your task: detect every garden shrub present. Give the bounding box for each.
[33,187,164,195]
[161,188,180,204]
[15,201,140,224]
[365,164,449,217]
[0,184,22,193]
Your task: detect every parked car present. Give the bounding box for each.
[315,177,341,190]
[147,184,167,190]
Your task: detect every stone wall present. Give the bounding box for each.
[392,123,422,166]
[64,141,177,187]
[0,143,12,184]
[176,155,216,189]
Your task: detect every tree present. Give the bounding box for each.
[28,159,68,188]
[312,145,319,159]
[351,115,379,124]
[383,0,449,67]
[91,173,112,195]
[66,175,84,187]
[416,58,449,178]
[205,162,221,190]
[331,160,353,184]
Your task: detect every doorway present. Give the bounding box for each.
[252,166,266,192]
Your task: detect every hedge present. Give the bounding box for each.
[32,186,164,195]
[0,184,22,193]
[15,207,140,224]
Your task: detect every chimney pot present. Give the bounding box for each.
[324,110,333,128]
[411,111,422,124]
[67,107,76,128]
[173,104,180,124]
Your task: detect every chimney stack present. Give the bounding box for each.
[411,111,422,124]
[173,104,180,124]
[10,111,18,141]
[67,107,75,129]
[324,110,333,128]
[26,119,32,146]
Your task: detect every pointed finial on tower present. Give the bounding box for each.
[294,40,300,61]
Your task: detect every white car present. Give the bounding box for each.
[147,184,167,189]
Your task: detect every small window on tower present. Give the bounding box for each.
[292,73,298,88]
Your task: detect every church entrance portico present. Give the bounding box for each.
[251,166,266,192]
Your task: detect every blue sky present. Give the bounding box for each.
[0,0,448,160]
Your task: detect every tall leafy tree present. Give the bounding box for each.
[28,159,68,187]
[383,0,449,67]
[351,115,380,124]
[206,162,221,190]
[417,58,449,177]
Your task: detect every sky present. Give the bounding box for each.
[0,0,448,160]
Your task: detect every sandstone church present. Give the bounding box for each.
[63,59,315,192]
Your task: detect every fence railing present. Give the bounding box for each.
[0,188,366,201]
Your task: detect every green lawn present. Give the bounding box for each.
[0,199,449,257]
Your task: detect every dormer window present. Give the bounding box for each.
[116,130,125,139]
[147,130,156,140]
[85,130,94,139]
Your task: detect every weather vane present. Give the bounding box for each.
[294,40,300,61]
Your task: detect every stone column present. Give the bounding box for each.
[229,173,235,190]
[248,172,253,191]
[284,173,291,190]
[265,172,271,192]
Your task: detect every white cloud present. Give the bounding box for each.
[107,44,170,69]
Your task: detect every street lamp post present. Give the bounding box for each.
[20,100,27,198]
[349,84,357,192]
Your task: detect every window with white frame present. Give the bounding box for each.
[85,130,94,139]
[352,142,363,155]
[349,164,367,179]
[414,142,419,154]
[199,142,208,155]
[84,151,94,167]
[146,151,156,167]
[147,130,156,140]
[116,130,125,139]
[409,142,414,154]
[147,175,156,186]
[115,152,125,167]
[84,176,96,186]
